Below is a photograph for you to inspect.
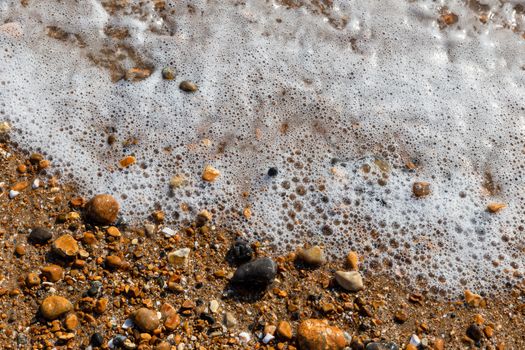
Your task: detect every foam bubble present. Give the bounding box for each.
[1,0,525,294]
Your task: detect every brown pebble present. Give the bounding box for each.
[202,165,220,182]
[464,289,483,307]
[14,245,26,256]
[433,338,445,350]
[487,203,506,213]
[346,251,359,270]
[95,298,109,314]
[133,308,160,333]
[64,313,79,330]
[413,181,431,197]
[41,264,64,282]
[394,310,408,323]
[40,295,73,320]
[179,80,198,92]
[406,345,418,350]
[119,155,136,168]
[52,234,79,258]
[155,341,171,350]
[297,319,347,350]
[85,194,120,225]
[105,255,122,269]
[26,273,41,287]
[297,246,326,266]
[484,325,494,338]
[277,320,293,340]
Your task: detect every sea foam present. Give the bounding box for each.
[1,0,525,295]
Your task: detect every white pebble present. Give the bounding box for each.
[161,227,176,237]
[262,333,275,344]
[31,179,40,189]
[239,332,251,343]
[9,190,19,198]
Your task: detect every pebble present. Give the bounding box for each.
[161,303,180,331]
[231,257,277,287]
[179,80,198,92]
[223,312,237,328]
[268,167,278,177]
[85,194,120,225]
[64,313,79,330]
[52,234,79,258]
[167,248,191,267]
[26,273,41,287]
[297,319,347,350]
[365,342,399,350]
[464,289,483,307]
[346,251,359,270]
[487,202,506,213]
[209,300,220,313]
[0,121,11,133]
[133,308,160,333]
[334,271,364,292]
[412,181,431,197]
[41,264,64,282]
[161,227,176,238]
[105,255,122,269]
[297,246,326,266]
[169,174,186,188]
[466,323,483,342]
[202,165,220,182]
[9,190,19,198]
[226,238,253,264]
[277,320,293,340]
[91,332,104,347]
[161,67,176,80]
[40,295,73,320]
[14,244,26,255]
[29,227,53,243]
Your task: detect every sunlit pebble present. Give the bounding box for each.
[161,227,176,238]
[9,190,19,198]
[32,178,40,189]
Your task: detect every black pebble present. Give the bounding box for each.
[466,323,483,342]
[231,257,277,287]
[226,239,253,265]
[267,167,278,177]
[90,333,104,347]
[28,227,52,244]
[112,335,126,347]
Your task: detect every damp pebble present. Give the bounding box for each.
[231,257,277,287]
[335,271,364,292]
[85,194,120,225]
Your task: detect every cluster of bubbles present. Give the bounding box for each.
[1,0,525,295]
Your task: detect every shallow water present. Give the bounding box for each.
[1,0,525,294]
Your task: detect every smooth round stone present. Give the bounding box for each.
[40,295,73,320]
[297,319,347,350]
[85,194,120,225]
[335,271,364,292]
[29,227,52,244]
[297,246,326,266]
[231,257,277,287]
[133,308,160,332]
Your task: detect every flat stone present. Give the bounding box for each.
[29,227,53,244]
[41,264,64,282]
[335,271,364,292]
[231,257,277,287]
[133,308,160,333]
[40,295,73,320]
[297,319,347,350]
[85,194,120,225]
[297,246,326,266]
[52,234,79,258]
